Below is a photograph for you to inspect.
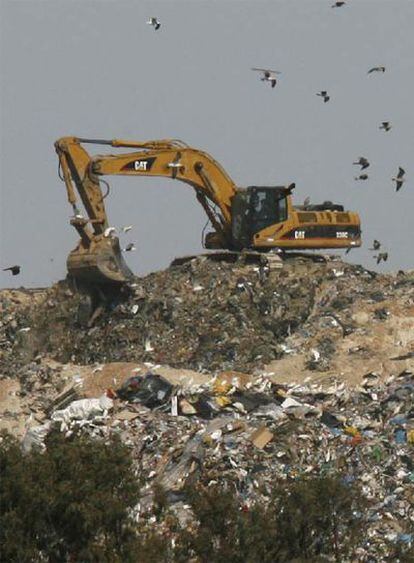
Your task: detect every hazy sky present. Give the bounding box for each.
[1,0,413,288]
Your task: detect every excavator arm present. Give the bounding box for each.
[55,136,239,283]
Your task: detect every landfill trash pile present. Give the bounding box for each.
[1,257,413,377]
[16,368,414,557]
[0,256,413,558]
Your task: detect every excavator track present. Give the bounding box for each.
[170,250,329,270]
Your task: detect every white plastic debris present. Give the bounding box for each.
[51,395,113,429]
[145,339,154,352]
[281,397,303,409]
[22,422,52,453]
[311,349,321,362]
[171,396,178,416]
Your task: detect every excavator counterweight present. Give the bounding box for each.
[55,137,361,286]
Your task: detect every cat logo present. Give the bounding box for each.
[294,230,306,239]
[121,157,156,172]
[134,160,148,171]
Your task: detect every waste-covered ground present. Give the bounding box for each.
[1,255,414,559]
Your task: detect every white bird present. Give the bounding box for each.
[104,227,117,238]
[251,68,281,89]
[147,17,161,30]
[122,225,133,233]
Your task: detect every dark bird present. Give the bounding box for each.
[124,243,136,252]
[3,265,20,276]
[147,17,161,30]
[374,252,388,265]
[353,157,370,170]
[345,247,352,254]
[316,90,330,103]
[354,174,369,181]
[251,68,281,88]
[368,66,386,74]
[370,239,381,251]
[332,1,345,6]
[392,167,405,191]
[379,121,391,132]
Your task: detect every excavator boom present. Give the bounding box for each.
[56,136,361,285]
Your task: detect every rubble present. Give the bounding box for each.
[1,258,413,378]
[1,256,414,558]
[12,365,414,557]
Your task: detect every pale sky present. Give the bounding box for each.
[1,0,413,288]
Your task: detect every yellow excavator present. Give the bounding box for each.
[55,136,361,285]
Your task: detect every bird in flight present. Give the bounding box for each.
[392,167,405,192]
[122,225,133,233]
[374,252,388,265]
[353,157,370,170]
[331,1,346,7]
[368,66,386,74]
[379,121,392,132]
[370,239,381,251]
[316,91,330,103]
[147,17,161,30]
[354,174,369,181]
[3,265,21,276]
[251,68,281,88]
[124,243,136,252]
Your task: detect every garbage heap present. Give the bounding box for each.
[1,255,413,558]
[1,256,413,376]
[23,368,414,558]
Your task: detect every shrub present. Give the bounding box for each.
[174,474,368,562]
[0,430,166,562]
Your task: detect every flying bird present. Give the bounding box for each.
[353,157,370,170]
[316,91,330,103]
[147,17,161,30]
[122,225,133,233]
[354,174,369,181]
[379,121,391,132]
[124,243,136,252]
[303,196,311,207]
[251,68,281,88]
[331,1,345,7]
[3,265,21,276]
[392,167,405,192]
[368,66,386,74]
[374,252,388,265]
[370,239,381,251]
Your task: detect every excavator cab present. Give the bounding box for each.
[230,186,291,249]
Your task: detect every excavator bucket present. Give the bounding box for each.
[67,237,134,285]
